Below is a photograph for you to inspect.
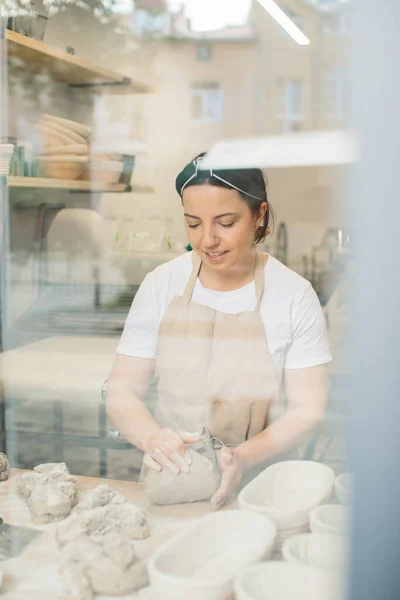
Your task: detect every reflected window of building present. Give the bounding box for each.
[282,79,303,132]
[133,9,170,35]
[190,82,223,122]
[322,9,352,34]
[196,44,212,62]
[322,72,352,119]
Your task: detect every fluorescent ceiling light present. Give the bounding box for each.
[200,130,358,169]
[257,0,310,45]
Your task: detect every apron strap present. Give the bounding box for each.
[254,252,267,312]
[180,251,202,306]
[180,250,267,309]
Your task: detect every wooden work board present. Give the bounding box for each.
[0,469,236,599]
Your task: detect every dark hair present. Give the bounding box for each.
[175,152,274,244]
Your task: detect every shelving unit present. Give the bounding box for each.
[6,30,154,92]
[1,26,155,354]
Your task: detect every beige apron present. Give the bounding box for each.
[153,251,281,447]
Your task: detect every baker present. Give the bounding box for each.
[107,152,331,508]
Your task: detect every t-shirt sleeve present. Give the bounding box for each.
[284,283,332,369]
[117,272,159,359]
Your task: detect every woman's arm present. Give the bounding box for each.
[106,353,198,472]
[106,353,158,450]
[236,364,328,468]
[211,364,328,507]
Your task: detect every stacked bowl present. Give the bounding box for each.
[35,115,125,184]
[309,503,349,536]
[79,153,124,186]
[234,562,339,600]
[335,472,353,505]
[238,461,335,553]
[282,532,348,572]
[35,114,91,180]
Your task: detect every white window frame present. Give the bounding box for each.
[322,72,352,119]
[190,83,223,123]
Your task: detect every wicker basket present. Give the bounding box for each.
[36,155,88,180]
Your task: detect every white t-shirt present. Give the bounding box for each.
[117,252,332,384]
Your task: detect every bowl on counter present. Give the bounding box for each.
[282,533,348,572]
[238,461,335,530]
[309,504,349,536]
[335,473,353,505]
[36,155,88,180]
[234,562,337,600]
[148,510,277,600]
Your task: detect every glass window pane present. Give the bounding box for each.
[0,1,359,597]
[342,78,352,117]
[285,79,302,117]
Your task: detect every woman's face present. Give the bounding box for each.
[183,184,267,270]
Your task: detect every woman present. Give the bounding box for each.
[107,152,331,508]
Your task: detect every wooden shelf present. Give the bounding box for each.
[8,177,127,192]
[6,30,154,93]
[7,177,155,193]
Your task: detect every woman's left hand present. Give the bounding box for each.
[211,447,246,509]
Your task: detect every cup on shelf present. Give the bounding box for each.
[0,142,17,176]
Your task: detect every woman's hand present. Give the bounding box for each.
[211,447,247,509]
[143,428,201,474]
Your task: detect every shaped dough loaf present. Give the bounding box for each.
[57,503,149,546]
[60,533,148,600]
[0,452,10,481]
[145,448,220,505]
[16,462,77,524]
[73,484,124,514]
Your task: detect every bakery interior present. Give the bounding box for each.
[0,0,395,599]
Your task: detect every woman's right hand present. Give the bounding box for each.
[142,428,201,474]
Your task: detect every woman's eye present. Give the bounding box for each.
[219,223,235,228]
[188,223,200,229]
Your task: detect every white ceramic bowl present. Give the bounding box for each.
[335,473,353,505]
[274,523,310,552]
[148,510,277,600]
[238,461,335,530]
[282,533,348,571]
[234,562,337,600]
[309,504,349,535]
